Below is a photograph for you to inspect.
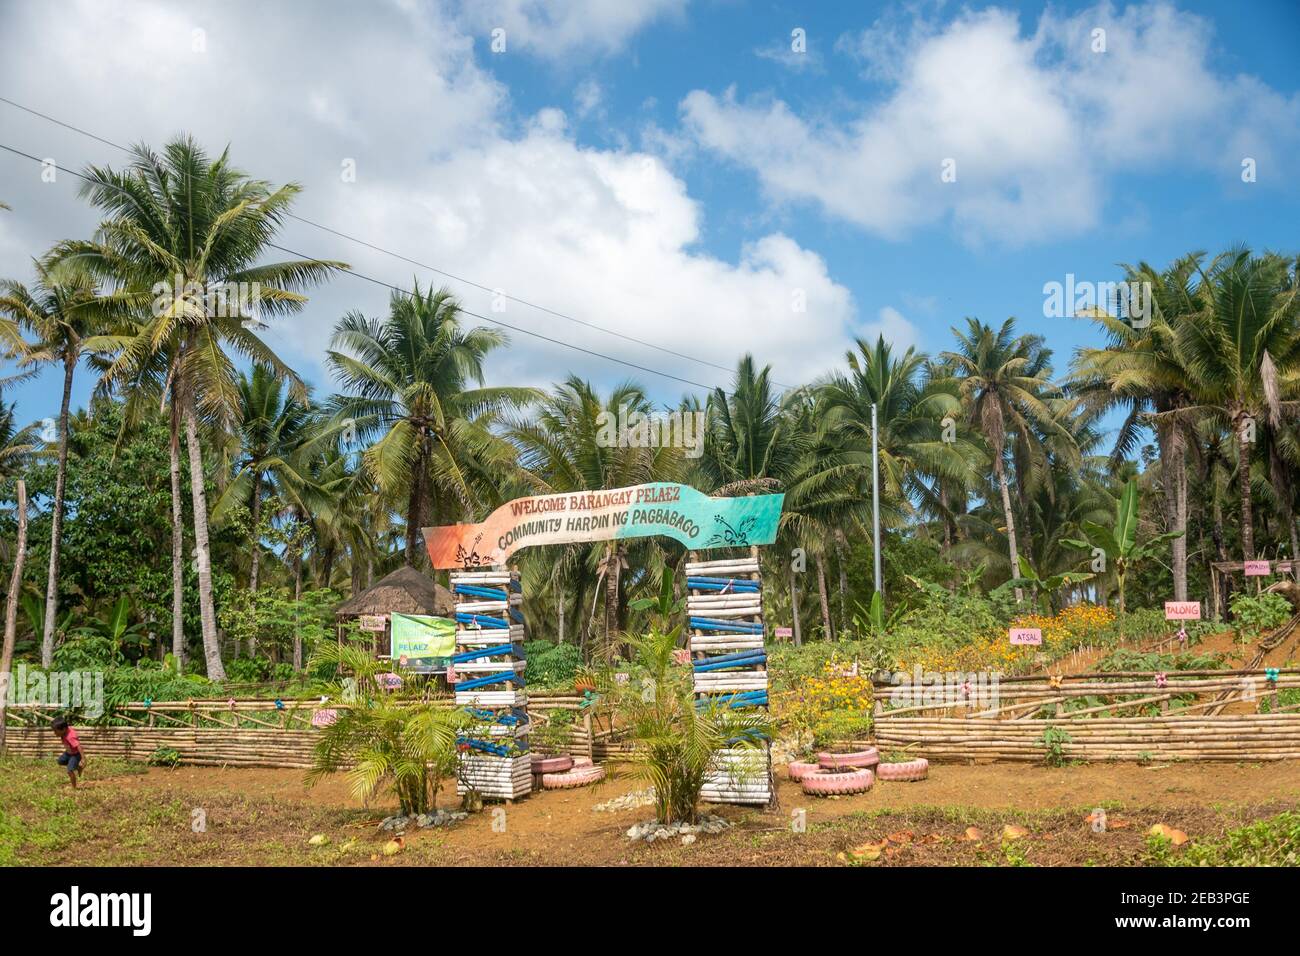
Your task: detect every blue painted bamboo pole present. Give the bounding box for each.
[690,617,764,633]
[456,670,526,690]
[456,612,510,628]
[450,643,521,663]
[693,654,766,672]
[454,584,508,600]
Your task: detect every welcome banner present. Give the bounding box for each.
[424,482,784,569]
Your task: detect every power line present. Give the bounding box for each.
[0,141,722,392]
[0,94,786,387]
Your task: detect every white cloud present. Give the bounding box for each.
[455,0,687,59]
[859,306,920,352]
[0,0,856,406]
[684,1,1300,245]
[574,78,604,119]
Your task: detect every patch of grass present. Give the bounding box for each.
[1151,811,1300,866]
[0,756,141,864]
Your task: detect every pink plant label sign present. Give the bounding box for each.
[1243,560,1271,576]
[774,627,793,639]
[1010,627,1042,645]
[1165,601,1202,620]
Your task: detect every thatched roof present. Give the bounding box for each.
[335,566,455,617]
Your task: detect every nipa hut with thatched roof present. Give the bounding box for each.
[335,566,455,657]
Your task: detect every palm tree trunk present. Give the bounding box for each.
[833,528,849,631]
[169,401,185,668]
[557,589,566,645]
[1237,415,1255,561]
[321,544,335,592]
[1163,426,1189,601]
[940,485,953,548]
[815,552,833,641]
[181,389,225,680]
[603,543,621,661]
[995,459,1024,603]
[293,547,304,671]
[404,441,427,567]
[0,481,29,754]
[40,355,76,668]
[788,562,802,647]
[246,473,262,658]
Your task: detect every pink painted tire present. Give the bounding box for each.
[801,768,874,796]
[787,760,822,781]
[818,748,879,770]
[876,758,929,782]
[531,754,574,774]
[571,756,594,769]
[541,766,606,790]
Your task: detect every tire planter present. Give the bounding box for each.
[876,758,929,782]
[800,768,874,796]
[571,756,594,768]
[787,760,822,781]
[818,748,879,770]
[541,765,607,790]
[531,754,574,774]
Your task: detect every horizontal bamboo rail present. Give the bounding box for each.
[1,694,628,769]
[876,713,1300,762]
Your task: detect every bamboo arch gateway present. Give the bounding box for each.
[423,483,785,807]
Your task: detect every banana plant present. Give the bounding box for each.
[1063,479,1182,614]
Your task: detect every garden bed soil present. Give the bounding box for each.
[9,757,1300,867]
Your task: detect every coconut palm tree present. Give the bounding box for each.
[942,318,1074,602]
[63,135,346,679]
[327,282,536,568]
[0,255,126,666]
[1173,249,1300,562]
[819,336,983,551]
[1070,254,1203,600]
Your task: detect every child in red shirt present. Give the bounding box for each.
[51,717,86,788]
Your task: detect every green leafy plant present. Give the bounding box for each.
[523,640,581,690]
[1229,592,1291,645]
[147,746,181,767]
[1040,726,1071,767]
[305,639,467,815]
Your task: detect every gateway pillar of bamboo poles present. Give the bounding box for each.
[450,567,532,801]
[685,550,773,806]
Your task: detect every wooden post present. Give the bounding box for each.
[0,480,29,755]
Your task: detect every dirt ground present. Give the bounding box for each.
[12,756,1300,867]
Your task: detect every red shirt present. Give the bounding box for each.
[60,727,81,754]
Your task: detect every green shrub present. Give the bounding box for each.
[224,658,271,683]
[811,709,874,746]
[523,640,581,689]
[147,747,181,767]
[1229,593,1292,641]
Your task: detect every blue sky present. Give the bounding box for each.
[2,0,1298,449]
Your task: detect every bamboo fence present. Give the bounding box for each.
[0,694,624,769]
